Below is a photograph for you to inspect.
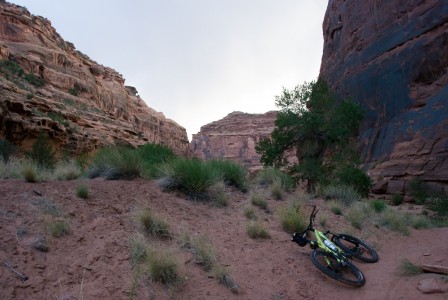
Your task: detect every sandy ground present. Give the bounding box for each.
[1,178,447,300]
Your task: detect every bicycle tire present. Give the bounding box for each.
[311,250,365,287]
[332,234,379,263]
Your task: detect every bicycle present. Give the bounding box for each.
[291,205,378,287]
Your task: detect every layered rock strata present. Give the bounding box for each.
[0,2,189,156]
[320,0,448,195]
[190,111,277,168]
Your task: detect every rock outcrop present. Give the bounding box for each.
[320,0,448,195]
[0,2,189,156]
[190,111,277,168]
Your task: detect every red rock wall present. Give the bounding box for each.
[320,0,448,195]
[190,111,277,168]
[0,2,189,156]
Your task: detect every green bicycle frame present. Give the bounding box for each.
[313,229,346,263]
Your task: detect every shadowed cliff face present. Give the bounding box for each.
[0,2,189,156]
[320,0,448,195]
[190,111,277,168]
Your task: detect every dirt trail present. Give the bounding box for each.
[0,178,447,299]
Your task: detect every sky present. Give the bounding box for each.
[11,0,328,140]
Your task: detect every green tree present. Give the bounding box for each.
[256,79,365,192]
[28,131,55,168]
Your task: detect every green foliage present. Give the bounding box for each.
[139,209,171,239]
[0,59,24,76]
[130,236,147,266]
[0,139,17,162]
[24,73,45,87]
[256,167,295,191]
[320,184,362,206]
[54,159,82,180]
[146,250,178,284]
[370,199,387,213]
[137,143,175,178]
[278,202,306,233]
[207,159,248,192]
[87,145,142,180]
[408,177,428,204]
[76,184,89,199]
[427,190,448,217]
[159,158,221,200]
[206,181,228,207]
[48,220,70,237]
[256,79,364,192]
[68,88,78,96]
[28,131,55,169]
[188,235,216,271]
[250,192,268,210]
[244,206,257,220]
[378,209,410,235]
[391,194,404,206]
[270,179,284,200]
[246,221,270,239]
[333,165,372,198]
[47,111,69,127]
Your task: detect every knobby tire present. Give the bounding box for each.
[332,234,379,263]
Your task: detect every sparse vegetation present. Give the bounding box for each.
[31,237,49,252]
[188,235,216,271]
[329,201,343,215]
[206,181,228,207]
[23,165,38,183]
[213,265,240,294]
[250,192,268,210]
[377,209,410,235]
[246,221,270,239]
[244,206,257,220]
[130,235,148,266]
[28,131,55,169]
[408,177,428,204]
[0,139,17,162]
[139,209,171,239]
[208,159,248,192]
[270,179,284,200]
[278,202,306,233]
[398,258,423,276]
[391,194,404,206]
[48,220,70,237]
[24,73,45,87]
[76,184,89,199]
[68,88,78,96]
[54,159,82,180]
[320,184,362,206]
[370,199,387,213]
[146,249,179,284]
[256,167,295,191]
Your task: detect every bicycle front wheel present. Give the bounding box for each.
[311,250,365,287]
[332,234,379,263]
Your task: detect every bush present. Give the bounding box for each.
[208,159,248,192]
[320,184,361,206]
[378,209,410,235]
[206,181,228,207]
[244,206,257,220]
[246,221,270,239]
[250,192,268,210]
[370,199,387,213]
[427,191,448,217]
[0,139,17,162]
[146,250,178,284]
[391,194,404,206]
[87,145,142,180]
[159,158,221,200]
[278,202,306,233]
[54,159,82,180]
[345,202,372,230]
[28,131,55,169]
[24,73,45,87]
[23,165,37,183]
[0,59,24,76]
[139,209,171,239]
[334,165,372,198]
[270,179,284,200]
[408,177,428,204]
[137,143,175,178]
[76,184,89,199]
[257,167,295,191]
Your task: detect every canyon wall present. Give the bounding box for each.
[320,0,448,195]
[0,2,189,156]
[190,111,277,168]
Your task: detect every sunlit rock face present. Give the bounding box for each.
[190,111,277,168]
[0,2,189,156]
[320,0,448,195]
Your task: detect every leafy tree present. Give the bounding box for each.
[256,79,366,192]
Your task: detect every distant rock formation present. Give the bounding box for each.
[320,0,448,195]
[0,2,189,156]
[190,111,277,168]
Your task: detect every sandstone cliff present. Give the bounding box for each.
[190,111,277,168]
[0,2,189,156]
[320,0,448,195]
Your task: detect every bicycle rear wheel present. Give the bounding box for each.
[311,250,365,287]
[332,234,379,263]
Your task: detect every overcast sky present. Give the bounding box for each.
[11,0,328,140]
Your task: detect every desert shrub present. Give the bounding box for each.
[378,209,410,235]
[76,184,89,199]
[206,181,228,207]
[28,131,55,169]
[370,199,387,213]
[246,221,270,239]
[0,59,24,76]
[87,145,142,180]
[23,165,37,183]
[257,167,295,191]
[159,158,221,200]
[278,202,306,233]
[345,202,372,230]
[130,235,147,266]
[398,258,423,276]
[408,214,432,229]
[188,235,216,271]
[208,159,248,192]
[391,194,404,206]
[250,192,268,210]
[0,139,17,162]
[0,157,23,178]
[139,209,171,239]
[334,165,372,198]
[408,177,428,204]
[320,184,361,206]
[24,73,45,87]
[146,250,178,284]
[427,191,448,217]
[270,178,284,200]
[137,143,175,178]
[54,159,82,180]
[48,220,70,237]
[244,206,257,220]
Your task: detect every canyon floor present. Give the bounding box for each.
[1,178,447,300]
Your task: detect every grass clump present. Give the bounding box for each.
[246,221,270,239]
[391,194,404,206]
[257,167,295,191]
[206,181,228,207]
[48,220,70,237]
[213,265,240,294]
[23,165,38,183]
[0,139,17,162]
[378,209,410,235]
[408,177,428,204]
[76,184,89,199]
[139,209,171,239]
[54,159,82,180]
[130,235,148,266]
[398,258,423,276]
[250,192,268,210]
[345,202,372,230]
[278,202,306,233]
[28,131,55,169]
[24,73,45,87]
[188,235,216,271]
[244,206,257,220]
[146,249,178,284]
[427,191,448,217]
[321,184,362,206]
[137,143,175,178]
[270,179,284,200]
[370,199,387,213]
[31,237,49,252]
[208,159,248,192]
